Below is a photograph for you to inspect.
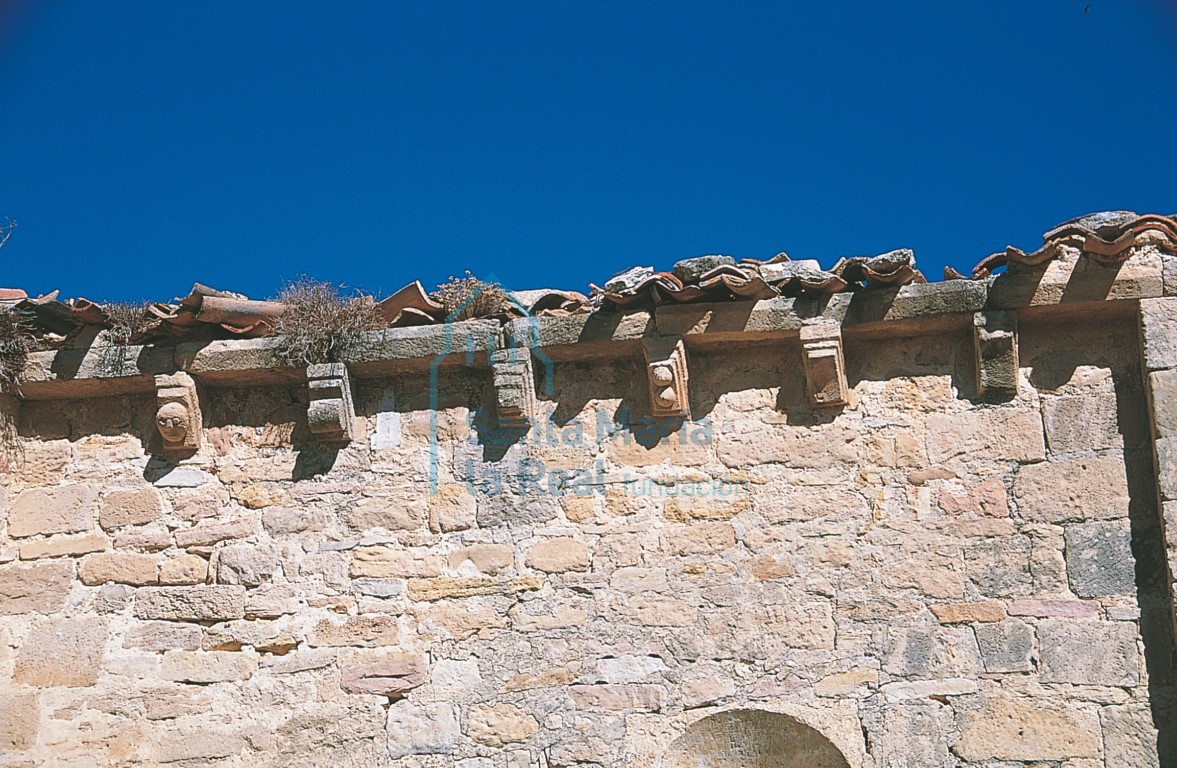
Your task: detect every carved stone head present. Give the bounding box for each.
[156,401,190,444]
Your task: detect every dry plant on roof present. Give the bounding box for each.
[431,271,511,321]
[270,278,384,366]
[0,306,33,392]
[97,302,153,377]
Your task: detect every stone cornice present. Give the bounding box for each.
[10,252,1172,401]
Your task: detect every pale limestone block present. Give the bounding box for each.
[18,532,108,560]
[974,619,1034,673]
[468,703,540,747]
[79,552,159,586]
[133,585,245,621]
[14,616,108,687]
[1101,703,1160,768]
[0,560,74,614]
[953,695,1100,761]
[124,621,202,653]
[1013,456,1130,522]
[448,543,514,575]
[159,650,258,683]
[525,537,590,573]
[307,615,400,648]
[1038,619,1140,686]
[925,407,1045,464]
[158,554,207,585]
[7,484,98,538]
[0,691,40,751]
[386,700,460,758]
[216,543,281,586]
[99,487,163,529]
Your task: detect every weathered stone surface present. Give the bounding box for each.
[159,650,259,683]
[174,517,259,548]
[261,647,337,674]
[158,554,208,585]
[428,484,477,532]
[525,537,590,573]
[386,700,461,758]
[308,615,400,647]
[340,651,426,696]
[467,703,539,747]
[244,583,300,618]
[342,496,425,532]
[99,487,163,529]
[1140,296,1177,370]
[974,619,1034,673]
[18,532,108,560]
[0,293,1161,767]
[953,695,1100,761]
[113,527,173,551]
[569,684,667,712]
[14,616,108,686]
[448,543,514,574]
[7,484,98,538]
[351,546,442,578]
[134,585,246,621]
[1013,456,1130,522]
[216,543,281,586]
[928,601,1006,624]
[1007,598,1100,618]
[882,624,983,678]
[1038,619,1140,685]
[925,408,1045,463]
[0,691,39,751]
[1044,393,1122,453]
[124,621,203,653]
[1149,368,1177,438]
[79,552,159,585]
[0,560,74,614]
[6,439,70,486]
[150,466,215,487]
[1102,703,1160,768]
[1064,519,1136,597]
[938,478,1008,517]
[407,576,543,602]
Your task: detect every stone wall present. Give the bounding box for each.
[0,311,1174,766]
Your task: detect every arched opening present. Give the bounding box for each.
[657,709,850,768]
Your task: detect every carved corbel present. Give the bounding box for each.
[643,336,690,418]
[491,346,537,428]
[801,324,849,408]
[155,372,202,454]
[974,311,1019,397]
[306,363,356,445]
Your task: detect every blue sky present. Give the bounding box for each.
[1,1,1175,303]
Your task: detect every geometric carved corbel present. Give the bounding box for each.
[643,335,690,418]
[800,323,849,408]
[306,362,356,446]
[491,346,537,428]
[155,372,202,455]
[973,311,1019,397]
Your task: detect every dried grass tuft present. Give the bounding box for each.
[0,306,32,391]
[271,277,384,365]
[104,302,152,345]
[430,272,512,322]
[96,302,153,377]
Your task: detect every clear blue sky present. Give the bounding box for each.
[1,1,1175,303]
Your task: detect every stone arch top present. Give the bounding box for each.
[656,709,850,768]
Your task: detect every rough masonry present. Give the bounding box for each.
[1,216,1176,767]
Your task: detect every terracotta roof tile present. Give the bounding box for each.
[964,211,1177,279]
[4,212,1173,346]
